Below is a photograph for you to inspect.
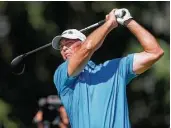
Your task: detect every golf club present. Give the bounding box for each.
[11,20,105,75]
[11,10,125,75]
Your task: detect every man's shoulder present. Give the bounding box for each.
[99,54,135,69]
[53,61,68,76]
[56,60,68,70]
[109,54,135,63]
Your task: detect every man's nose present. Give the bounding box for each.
[62,45,69,52]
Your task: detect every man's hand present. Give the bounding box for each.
[106,9,118,30]
[115,8,133,25]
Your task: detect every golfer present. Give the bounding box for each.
[52,8,164,128]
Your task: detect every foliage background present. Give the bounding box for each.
[0,1,169,128]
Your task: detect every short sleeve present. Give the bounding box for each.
[119,53,138,85]
[53,60,78,95]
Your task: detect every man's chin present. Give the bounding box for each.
[65,55,71,60]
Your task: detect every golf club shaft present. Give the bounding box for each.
[25,43,52,57]
[79,20,105,32]
[24,19,106,57]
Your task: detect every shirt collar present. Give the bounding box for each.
[65,59,96,70]
[86,60,96,70]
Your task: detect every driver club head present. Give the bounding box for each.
[11,54,26,75]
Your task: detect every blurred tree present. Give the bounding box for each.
[0,1,169,128]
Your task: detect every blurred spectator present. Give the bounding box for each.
[33,95,70,128]
[58,106,69,128]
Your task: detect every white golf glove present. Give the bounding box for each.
[114,8,133,25]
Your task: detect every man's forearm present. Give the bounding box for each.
[83,21,114,52]
[125,19,164,56]
[68,9,118,77]
[68,21,114,77]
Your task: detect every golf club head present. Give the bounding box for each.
[11,54,26,75]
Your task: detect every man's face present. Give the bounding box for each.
[59,38,82,60]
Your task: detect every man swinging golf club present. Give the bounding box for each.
[52,8,164,128]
